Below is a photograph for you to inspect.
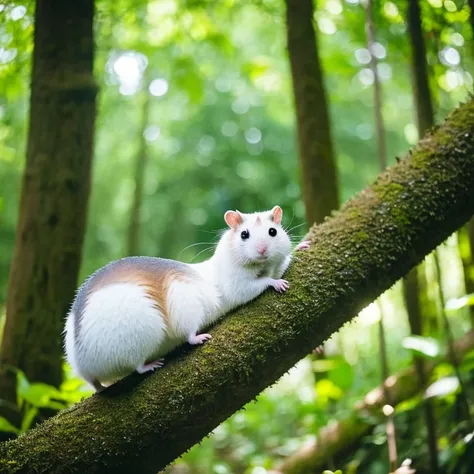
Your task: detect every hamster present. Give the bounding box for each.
[64,205,310,391]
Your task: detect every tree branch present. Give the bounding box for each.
[1,99,474,474]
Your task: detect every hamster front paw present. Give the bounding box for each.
[188,333,212,345]
[295,240,310,251]
[271,279,290,293]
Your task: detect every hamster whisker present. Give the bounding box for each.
[198,229,224,238]
[178,241,217,258]
[290,235,307,241]
[286,222,308,233]
[284,213,295,231]
[190,246,216,263]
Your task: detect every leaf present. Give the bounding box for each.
[15,368,30,408]
[328,358,354,391]
[60,377,85,393]
[459,349,474,372]
[43,400,67,411]
[20,407,38,434]
[0,416,20,435]
[445,293,474,311]
[425,376,459,399]
[21,383,61,408]
[172,56,204,104]
[242,56,271,81]
[315,379,343,401]
[402,336,440,358]
[312,358,342,373]
[395,394,423,414]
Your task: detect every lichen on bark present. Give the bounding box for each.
[0,99,473,474]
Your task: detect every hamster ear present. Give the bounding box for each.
[271,205,283,225]
[224,210,243,229]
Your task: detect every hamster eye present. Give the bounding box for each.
[241,230,250,240]
[269,227,277,237]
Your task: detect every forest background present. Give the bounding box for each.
[0,0,473,473]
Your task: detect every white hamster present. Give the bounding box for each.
[64,205,310,391]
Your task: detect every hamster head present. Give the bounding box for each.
[224,206,291,265]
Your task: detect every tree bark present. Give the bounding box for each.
[0,99,473,474]
[0,0,97,422]
[273,329,474,474]
[285,0,339,225]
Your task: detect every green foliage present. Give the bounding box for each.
[0,0,473,472]
[0,367,92,436]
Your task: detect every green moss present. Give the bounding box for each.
[354,231,369,241]
[372,181,405,202]
[390,207,410,227]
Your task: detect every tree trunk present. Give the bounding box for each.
[0,99,473,474]
[285,0,339,418]
[365,2,398,468]
[405,1,440,471]
[126,79,150,256]
[0,0,97,423]
[407,0,435,134]
[285,0,339,226]
[366,0,387,172]
[464,0,474,326]
[273,329,474,474]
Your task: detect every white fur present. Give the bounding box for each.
[64,313,77,373]
[66,283,167,385]
[65,208,294,390]
[192,209,292,315]
[165,278,220,341]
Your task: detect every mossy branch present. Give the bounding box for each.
[1,99,474,474]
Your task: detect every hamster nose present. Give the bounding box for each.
[257,244,268,255]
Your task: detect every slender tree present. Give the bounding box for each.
[284,4,340,460]
[462,0,474,325]
[405,0,440,471]
[285,0,339,226]
[365,0,398,470]
[0,99,473,474]
[0,0,97,424]
[127,75,151,256]
[407,0,434,134]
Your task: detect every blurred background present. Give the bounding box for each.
[0,0,473,473]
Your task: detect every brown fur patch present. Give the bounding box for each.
[84,260,191,326]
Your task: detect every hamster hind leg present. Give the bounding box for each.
[136,359,165,374]
[166,279,212,346]
[85,378,106,392]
